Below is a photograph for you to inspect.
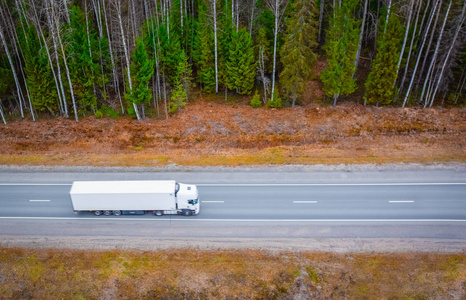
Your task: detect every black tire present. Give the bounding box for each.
[182,209,192,216]
[113,210,122,216]
[155,211,163,216]
[94,211,102,216]
[104,210,111,216]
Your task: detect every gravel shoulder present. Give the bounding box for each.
[1,236,465,253]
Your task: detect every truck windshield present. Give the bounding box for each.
[188,199,198,205]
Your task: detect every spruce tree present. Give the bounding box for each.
[235,28,256,95]
[195,1,216,93]
[279,0,318,106]
[365,10,403,106]
[125,38,154,117]
[320,0,360,106]
[66,6,101,114]
[17,20,58,115]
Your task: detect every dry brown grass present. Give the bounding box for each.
[0,247,464,299]
[0,101,465,166]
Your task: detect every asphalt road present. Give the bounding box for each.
[0,168,465,240]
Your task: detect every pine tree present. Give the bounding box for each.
[320,0,360,106]
[66,6,100,114]
[235,28,256,95]
[125,38,154,117]
[279,0,318,106]
[17,20,58,115]
[195,1,216,93]
[365,10,403,106]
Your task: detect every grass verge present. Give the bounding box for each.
[0,247,464,299]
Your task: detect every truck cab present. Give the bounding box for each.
[176,183,200,215]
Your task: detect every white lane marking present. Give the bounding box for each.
[1,183,466,186]
[293,201,317,204]
[0,217,465,222]
[29,200,51,202]
[202,201,224,203]
[389,201,414,203]
[0,184,72,186]
[197,183,466,186]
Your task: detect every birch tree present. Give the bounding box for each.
[266,0,288,104]
[115,0,142,120]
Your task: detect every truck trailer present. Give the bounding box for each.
[69,180,199,216]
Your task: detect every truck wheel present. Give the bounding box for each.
[94,211,102,216]
[182,209,192,216]
[155,211,163,216]
[113,210,122,216]
[104,210,111,216]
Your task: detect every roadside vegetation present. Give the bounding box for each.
[0,247,464,299]
[1,99,464,166]
[1,0,465,124]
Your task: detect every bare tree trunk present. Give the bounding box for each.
[393,0,414,90]
[1,4,35,120]
[31,1,65,116]
[402,0,439,107]
[50,0,79,121]
[236,0,239,32]
[398,0,422,100]
[354,0,368,76]
[212,0,218,93]
[417,0,441,92]
[0,23,24,118]
[102,0,124,113]
[116,0,142,120]
[249,0,256,35]
[0,98,6,124]
[267,0,287,103]
[318,0,324,43]
[421,0,449,107]
[428,0,464,107]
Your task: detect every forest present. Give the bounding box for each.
[0,0,465,123]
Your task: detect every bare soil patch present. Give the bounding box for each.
[0,101,465,166]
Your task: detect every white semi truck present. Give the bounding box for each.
[70,180,199,216]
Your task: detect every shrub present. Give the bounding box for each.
[250,91,262,108]
[267,88,282,108]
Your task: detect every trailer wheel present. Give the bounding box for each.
[113,210,122,216]
[155,211,163,216]
[94,211,102,216]
[104,210,111,216]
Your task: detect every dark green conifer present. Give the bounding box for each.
[279,0,318,106]
[125,38,154,115]
[320,0,360,106]
[365,11,403,106]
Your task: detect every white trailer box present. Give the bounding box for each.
[70,180,199,216]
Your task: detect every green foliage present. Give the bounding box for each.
[195,1,216,93]
[0,64,13,97]
[125,38,154,113]
[17,19,58,114]
[279,0,318,106]
[320,0,360,105]
[256,27,271,73]
[365,11,403,106]
[66,6,102,113]
[267,87,282,108]
[250,90,262,108]
[226,28,256,95]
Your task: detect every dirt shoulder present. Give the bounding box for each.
[0,101,465,166]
